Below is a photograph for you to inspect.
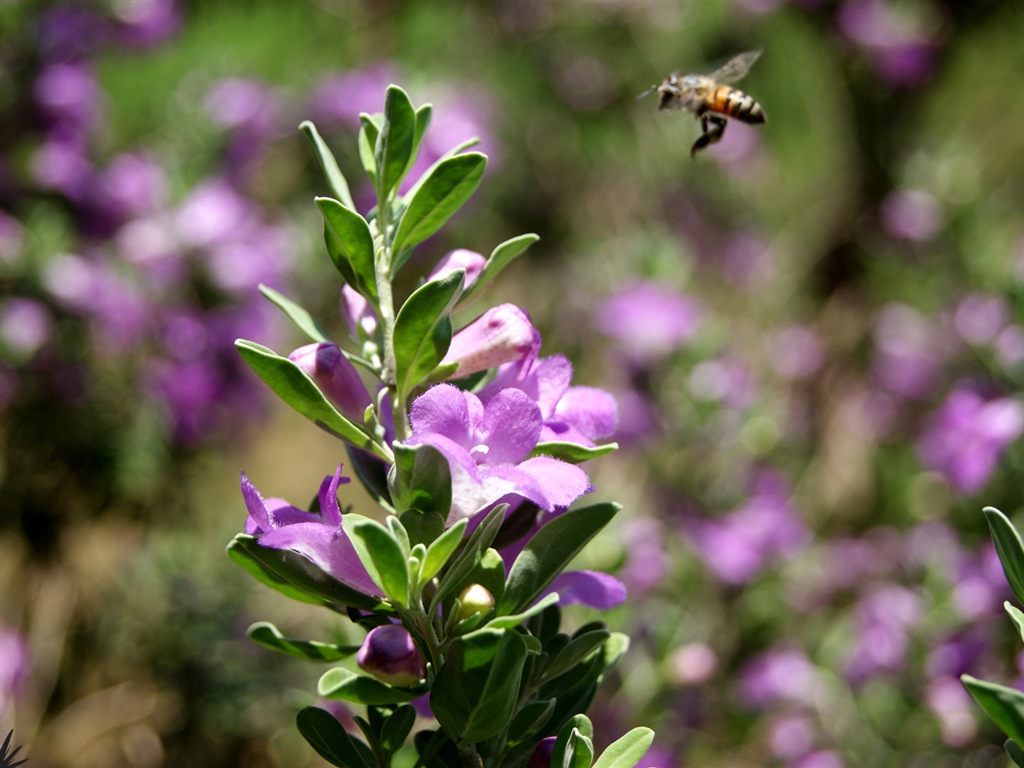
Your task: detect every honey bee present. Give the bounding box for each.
[641,50,766,158]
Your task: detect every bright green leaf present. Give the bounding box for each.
[984,507,1024,606]
[392,270,464,398]
[258,284,330,344]
[299,121,355,211]
[488,592,559,630]
[404,104,432,179]
[541,629,612,682]
[591,728,655,768]
[376,85,416,202]
[389,442,453,517]
[963,674,1024,744]
[358,113,380,185]
[528,441,619,464]
[1006,602,1024,643]
[319,667,421,706]
[316,197,377,303]
[343,514,411,608]
[247,621,358,662]
[498,502,620,615]
[421,518,468,585]
[235,340,387,459]
[400,509,445,548]
[391,153,487,259]
[460,233,540,306]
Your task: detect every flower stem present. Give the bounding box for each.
[373,205,411,441]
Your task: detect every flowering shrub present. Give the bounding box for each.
[229,87,652,767]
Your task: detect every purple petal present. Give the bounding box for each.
[317,465,350,526]
[531,355,573,418]
[428,249,486,288]
[546,571,627,609]
[552,386,618,441]
[403,433,483,482]
[259,523,380,595]
[515,456,591,509]
[409,384,474,447]
[478,389,543,465]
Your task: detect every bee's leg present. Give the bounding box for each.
[691,115,728,158]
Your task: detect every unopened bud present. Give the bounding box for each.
[356,625,426,687]
[429,249,486,289]
[456,584,495,622]
[527,737,557,768]
[289,342,372,423]
[442,304,539,378]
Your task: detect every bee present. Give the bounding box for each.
[641,50,766,158]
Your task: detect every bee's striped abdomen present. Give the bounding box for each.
[709,85,766,124]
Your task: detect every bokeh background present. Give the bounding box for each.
[4,0,1024,766]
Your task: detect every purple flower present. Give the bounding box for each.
[739,648,823,709]
[111,0,181,48]
[0,299,55,360]
[544,570,626,609]
[442,304,540,378]
[526,737,557,768]
[925,675,979,746]
[356,625,426,687]
[880,189,944,242]
[844,585,921,683]
[427,249,487,288]
[478,351,618,447]
[837,0,944,86]
[953,293,1010,346]
[0,627,29,721]
[308,64,400,128]
[340,285,379,340]
[872,304,950,400]
[771,325,825,381]
[917,385,1024,493]
[405,384,591,522]
[596,282,701,366]
[242,465,379,595]
[289,342,372,423]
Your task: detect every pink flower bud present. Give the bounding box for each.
[455,584,495,622]
[288,342,371,422]
[340,285,378,338]
[442,304,539,378]
[429,249,486,289]
[356,625,426,687]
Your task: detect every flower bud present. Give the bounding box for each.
[526,737,557,768]
[340,284,378,338]
[455,584,495,623]
[429,249,486,289]
[288,342,371,423]
[442,304,539,378]
[356,625,426,687]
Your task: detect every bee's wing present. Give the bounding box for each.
[710,50,761,84]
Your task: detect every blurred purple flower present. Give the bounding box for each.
[667,642,718,686]
[925,676,978,746]
[309,64,400,128]
[837,0,945,86]
[872,303,950,400]
[689,354,756,410]
[844,585,921,683]
[175,179,255,249]
[37,6,109,60]
[995,325,1024,369]
[691,471,806,585]
[31,136,93,197]
[769,713,816,761]
[0,627,29,721]
[739,648,823,708]
[205,78,283,176]
[35,62,101,133]
[721,232,775,286]
[620,516,669,593]
[951,543,1007,620]
[794,751,845,768]
[880,189,944,241]
[544,570,626,609]
[595,281,701,366]
[243,465,379,595]
[95,152,168,224]
[0,212,24,265]
[406,383,591,522]
[917,385,1024,493]
[771,324,825,380]
[953,293,1010,346]
[0,299,54,360]
[111,0,181,48]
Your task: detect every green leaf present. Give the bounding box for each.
[963,674,1024,744]
[317,197,378,304]
[299,120,355,211]
[541,629,612,683]
[431,628,529,742]
[391,153,487,258]
[985,507,1024,606]
[358,113,380,185]
[498,502,621,615]
[343,514,411,608]
[376,85,416,202]
[380,705,417,756]
[235,340,386,458]
[528,441,619,464]
[591,728,655,768]
[227,534,384,611]
[400,509,446,548]
[460,233,540,306]
[319,667,422,705]
[421,518,468,584]
[389,442,453,517]
[258,284,331,343]
[507,699,556,745]
[247,621,358,662]
[392,270,465,398]
[1007,602,1024,643]
[296,706,375,768]
[551,716,594,768]
[404,104,432,179]
[348,446,394,511]
[488,592,559,630]
[1006,739,1024,768]
[432,504,507,613]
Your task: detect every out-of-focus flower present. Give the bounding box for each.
[872,303,950,400]
[771,325,825,381]
[794,751,845,768]
[769,713,816,761]
[690,471,806,584]
[844,585,921,683]
[0,299,55,360]
[356,625,426,687]
[0,628,29,721]
[595,282,701,366]
[442,304,539,378]
[688,354,756,410]
[880,189,944,241]
[242,465,379,595]
[667,642,718,686]
[620,516,669,593]
[289,343,372,423]
[739,648,823,708]
[916,386,1024,493]
[111,0,181,48]
[405,383,591,521]
[953,293,1010,346]
[837,0,945,86]
[926,676,978,746]
[309,64,400,128]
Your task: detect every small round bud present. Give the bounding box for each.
[456,584,495,622]
[356,625,426,687]
[526,736,557,768]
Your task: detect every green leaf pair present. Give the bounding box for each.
[549,715,654,768]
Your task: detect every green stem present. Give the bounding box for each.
[372,204,411,442]
[457,742,484,768]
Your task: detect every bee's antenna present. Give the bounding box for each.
[636,85,657,101]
